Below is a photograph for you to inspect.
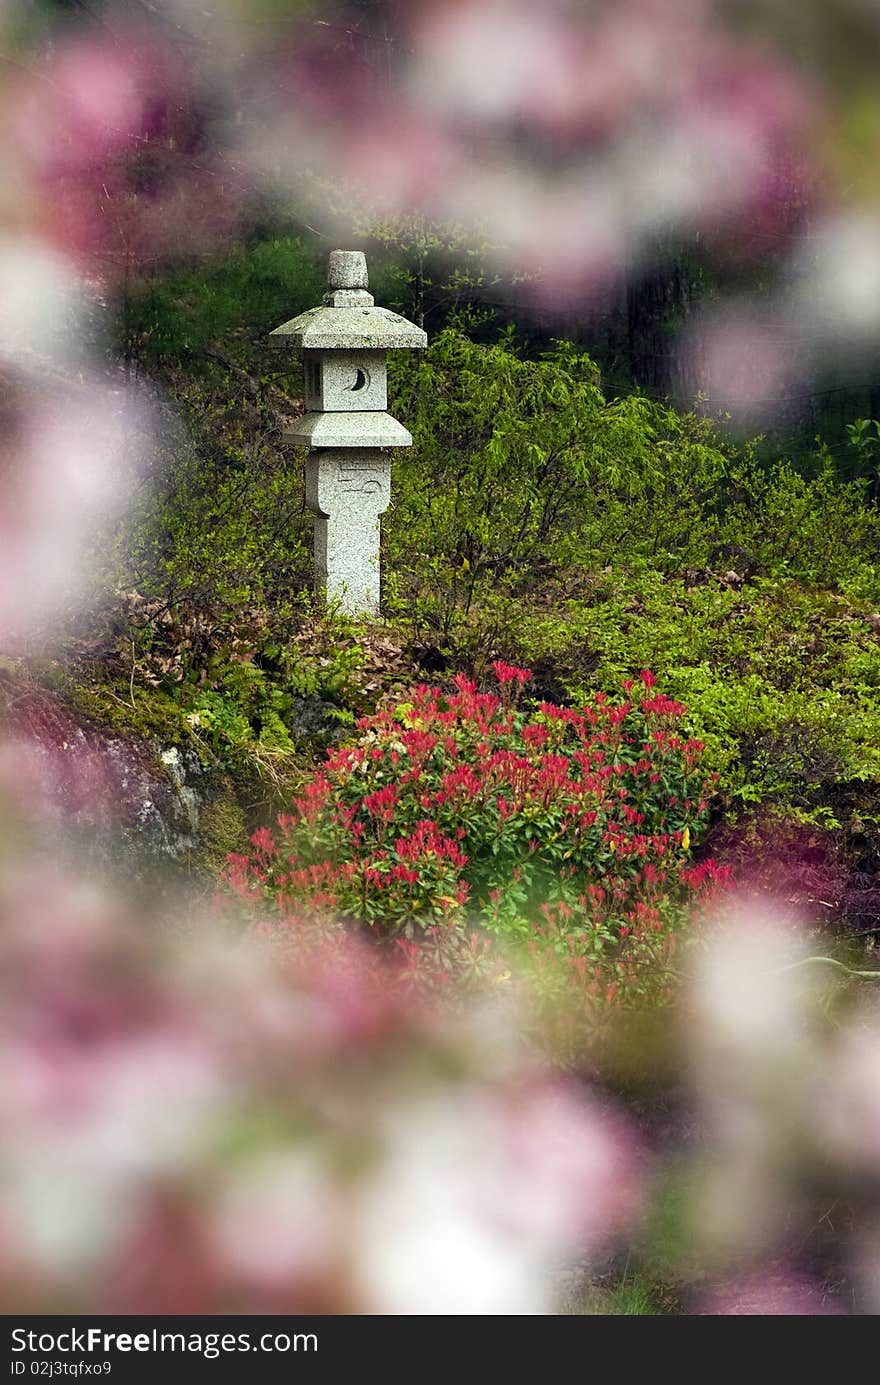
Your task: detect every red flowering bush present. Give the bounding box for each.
[229,666,729,1012]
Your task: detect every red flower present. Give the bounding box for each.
[492,660,532,686]
[249,827,277,857]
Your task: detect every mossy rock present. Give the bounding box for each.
[67,678,192,749]
[191,784,250,877]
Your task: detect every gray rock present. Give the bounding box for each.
[8,688,207,867]
[288,695,349,741]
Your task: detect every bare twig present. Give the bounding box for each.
[771,955,880,981]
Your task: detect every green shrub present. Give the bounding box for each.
[385,329,880,652]
[385,329,735,637]
[719,454,880,593]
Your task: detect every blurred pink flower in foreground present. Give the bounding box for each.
[353,1081,636,1314]
[227,0,821,313]
[0,381,155,646]
[0,0,828,340]
[0,20,241,267]
[686,900,880,1308]
[12,36,152,179]
[3,778,880,1312]
[678,303,807,427]
[0,237,85,367]
[0,800,637,1313]
[794,211,880,344]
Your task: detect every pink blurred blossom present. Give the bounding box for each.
[209,1153,340,1297]
[338,110,464,215]
[678,304,808,425]
[0,841,636,1313]
[0,237,85,366]
[0,382,156,643]
[351,1080,636,1314]
[229,0,822,312]
[411,1,580,126]
[795,211,880,342]
[815,1007,880,1170]
[12,38,152,178]
[499,1082,639,1247]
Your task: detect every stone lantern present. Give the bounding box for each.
[270,250,427,615]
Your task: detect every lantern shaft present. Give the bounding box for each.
[305,450,391,615]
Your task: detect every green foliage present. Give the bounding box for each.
[303,197,508,330]
[846,417,880,499]
[387,330,880,636]
[364,215,485,325]
[99,233,390,792]
[127,437,313,617]
[386,329,738,642]
[79,584,371,794]
[433,572,880,823]
[721,454,880,589]
[124,235,325,367]
[116,245,317,636]
[591,1275,662,1316]
[191,787,251,878]
[183,632,363,769]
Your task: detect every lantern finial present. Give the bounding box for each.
[327,249,369,291]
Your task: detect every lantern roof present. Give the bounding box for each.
[284,410,413,449]
[270,250,427,351]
